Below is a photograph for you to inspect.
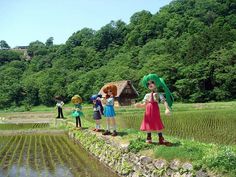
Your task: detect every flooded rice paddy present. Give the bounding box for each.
[0,123,119,177]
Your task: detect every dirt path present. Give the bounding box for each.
[0,112,68,135]
[0,129,66,135]
[0,112,55,123]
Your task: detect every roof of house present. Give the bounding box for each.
[98,80,139,98]
[13,46,28,49]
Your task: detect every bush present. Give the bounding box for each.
[203,147,236,176]
[128,138,154,153]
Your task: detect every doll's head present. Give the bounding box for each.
[142,74,174,108]
[90,94,104,114]
[142,74,161,90]
[71,95,82,104]
[103,84,117,98]
[90,95,96,101]
[90,94,102,104]
[147,80,156,91]
[54,96,63,102]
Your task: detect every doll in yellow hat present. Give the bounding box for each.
[71,95,84,129]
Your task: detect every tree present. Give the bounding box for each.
[94,20,127,50]
[0,50,21,66]
[66,28,95,48]
[45,37,54,47]
[0,40,10,49]
[0,63,25,108]
[27,40,47,57]
[126,10,156,46]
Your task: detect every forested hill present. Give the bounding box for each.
[0,0,235,108]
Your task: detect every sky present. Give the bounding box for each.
[0,0,172,47]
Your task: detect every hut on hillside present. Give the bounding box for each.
[98,80,139,106]
[13,46,28,50]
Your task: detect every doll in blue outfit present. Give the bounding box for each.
[102,84,118,136]
[71,95,83,129]
[90,94,104,132]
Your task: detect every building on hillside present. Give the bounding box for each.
[13,46,28,50]
[98,80,139,106]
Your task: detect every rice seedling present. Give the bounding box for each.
[5,136,24,177]
[16,135,29,177]
[0,136,18,169]
[0,136,15,156]
[47,135,65,167]
[57,135,90,176]
[81,102,236,145]
[0,134,119,177]
[51,135,78,176]
[60,136,88,168]
[26,135,32,177]
[28,135,44,177]
[39,135,49,177]
[0,123,49,130]
[42,135,56,173]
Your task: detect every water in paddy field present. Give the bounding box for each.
[0,134,120,177]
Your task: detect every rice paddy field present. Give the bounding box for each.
[0,123,50,130]
[0,134,119,177]
[79,101,236,176]
[82,101,236,145]
[0,112,119,177]
[0,101,235,177]
[1,101,235,146]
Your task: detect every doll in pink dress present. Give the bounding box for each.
[135,74,174,146]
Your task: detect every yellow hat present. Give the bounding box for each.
[71,95,82,104]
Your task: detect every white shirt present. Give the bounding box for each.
[56,101,64,108]
[142,93,165,103]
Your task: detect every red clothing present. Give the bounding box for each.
[140,92,164,131]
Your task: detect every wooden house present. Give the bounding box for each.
[98,80,139,106]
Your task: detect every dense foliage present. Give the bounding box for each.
[0,0,235,108]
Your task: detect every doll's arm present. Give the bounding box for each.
[135,102,146,108]
[75,105,82,111]
[101,98,107,105]
[97,105,102,115]
[135,94,148,108]
[160,93,171,116]
[164,101,171,116]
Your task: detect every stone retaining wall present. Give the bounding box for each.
[67,126,210,177]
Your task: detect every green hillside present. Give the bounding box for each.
[0,0,235,108]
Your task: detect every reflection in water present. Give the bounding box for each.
[0,134,119,177]
[6,165,73,177]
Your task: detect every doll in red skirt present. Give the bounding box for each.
[135,74,174,146]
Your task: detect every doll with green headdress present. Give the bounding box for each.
[71,95,84,129]
[135,74,174,146]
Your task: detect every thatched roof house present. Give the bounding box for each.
[98,80,139,106]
